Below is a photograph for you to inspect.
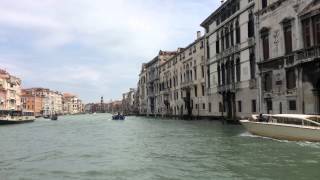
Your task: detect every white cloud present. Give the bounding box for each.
[0,0,219,102]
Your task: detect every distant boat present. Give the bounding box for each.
[0,110,35,125]
[51,114,58,121]
[112,114,125,120]
[240,114,320,142]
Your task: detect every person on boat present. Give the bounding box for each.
[258,114,263,122]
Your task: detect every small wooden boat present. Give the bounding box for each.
[240,114,320,142]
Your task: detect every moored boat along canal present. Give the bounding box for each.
[0,114,319,180]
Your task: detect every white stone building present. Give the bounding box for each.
[0,69,22,111]
[201,0,259,120]
[255,0,320,115]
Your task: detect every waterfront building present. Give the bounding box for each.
[84,103,94,113]
[21,90,43,117]
[106,100,122,114]
[144,50,178,116]
[255,0,320,115]
[23,88,63,116]
[122,88,137,115]
[0,69,22,110]
[132,0,319,119]
[62,93,84,114]
[201,0,258,120]
[158,32,208,118]
[138,64,148,115]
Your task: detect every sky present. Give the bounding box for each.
[0,0,219,103]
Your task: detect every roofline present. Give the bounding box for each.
[159,36,205,67]
[200,0,232,28]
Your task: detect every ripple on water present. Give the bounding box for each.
[1,114,320,180]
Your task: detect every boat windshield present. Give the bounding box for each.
[0,110,22,116]
[22,112,34,116]
[272,117,304,126]
[272,116,320,127]
[306,116,320,123]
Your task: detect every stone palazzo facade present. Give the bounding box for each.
[201,0,258,120]
[255,0,320,115]
[135,0,320,120]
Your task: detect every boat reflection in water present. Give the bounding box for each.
[240,114,320,142]
[0,110,35,125]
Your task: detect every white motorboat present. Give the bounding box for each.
[240,114,320,142]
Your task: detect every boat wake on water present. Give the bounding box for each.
[239,132,320,148]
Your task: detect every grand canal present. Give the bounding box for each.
[0,114,319,180]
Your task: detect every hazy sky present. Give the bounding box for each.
[0,0,219,103]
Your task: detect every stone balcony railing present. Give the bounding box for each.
[259,46,320,70]
[217,83,239,93]
[295,46,320,61]
[181,80,194,88]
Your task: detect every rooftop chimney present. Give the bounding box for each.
[197,31,202,39]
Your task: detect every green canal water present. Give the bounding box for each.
[0,114,319,180]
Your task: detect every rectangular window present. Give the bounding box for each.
[219,102,223,112]
[201,66,205,78]
[286,68,296,89]
[203,103,206,110]
[313,15,320,45]
[252,100,257,113]
[266,99,273,112]
[194,85,198,97]
[236,21,241,44]
[216,40,220,54]
[248,12,254,38]
[202,85,205,96]
[303,20,311,48]
[226,29,230,49]
[194,67,197,80]
[221,32,225,51]
[209,103,212,112]
[284,23,293,54]
[217,65,221,86]
[207,66,211,88]
[264,72,272,92]
[238,101,242,112]
[262,0,267,9]
[236,58,241,82]
[249,49,255,79]
[230,27,234,46]
[262,34,269,60]
[207,41,210,59]
[289,100,297,111]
